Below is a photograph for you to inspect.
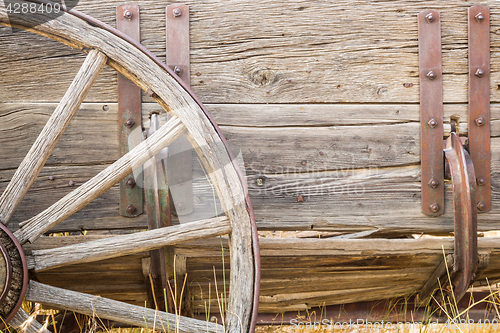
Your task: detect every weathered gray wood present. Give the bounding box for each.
[14,116,186,244]
[31,216,230,272]
[26,281,223,333]
[2,1,500,104]
[9,308,51,333]
[0,50,107,225]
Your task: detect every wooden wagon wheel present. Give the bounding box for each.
[0,1,260,332]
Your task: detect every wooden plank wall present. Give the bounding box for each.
[2,1,500,236]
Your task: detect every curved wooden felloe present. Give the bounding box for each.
[0,1,259,332]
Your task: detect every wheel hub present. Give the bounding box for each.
[0,223,28,328]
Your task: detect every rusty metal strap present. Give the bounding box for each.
[468,5,491,213]
[418,10,444,216]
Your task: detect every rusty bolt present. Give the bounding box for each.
[123,10,133,19]
[297,195,304,202]
[126,178,136,188]
[48,176,55,181]
[256,177,264,186]
[475,68,485,78]
[301,160,307,166]
[173,8,182,17]
[475,12,484,23]
[475,117,485,127]
[68,180,75,187]
[426,70,437,80]
[173,66,183,76]
[428,118,438,128]
[428,179,439,188]
[126,204,136,214]
[477,178,486,186]
[425,13,435,23]
[125,118,135,128]
[429,203,439,213]
[477,201,486,211]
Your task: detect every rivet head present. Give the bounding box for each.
[425,13,435,23]
[125,118,135,128]
[429,203,439,213]
[256,177,264,186]
[68,180,75,187]
[297,195,304,202]
[126,178,136,188]
[126,204,136,214]
[173,8,182,17]
[426,70,437,80]
[475,68,485,78]
[477,178,486,186]
[48,176,55,181]
[428,118,438,128]
[475,117,485,127]
[477,201,486,211]
[301,160,307,166]
[123,10,133,19]
[475,12,484,23]
[173,66,183,76]
[147,89,156,98]
[102,105,109,111]
[428,179,439,188]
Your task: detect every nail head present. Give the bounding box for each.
[426,70,437,80]
[475,12,484,22]
[297,195,304,202]
[477,201,486,211]
[126,178,136,188]
[126,204,136,214]
[173,8,182,17]
[475,68,485,78]
[475,117,485,127]
[428,179,439,188]
[425,13,435,23]
[428,118,438,128]
[125,118,135,128]
[123,10,133,19]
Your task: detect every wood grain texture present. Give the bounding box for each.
[0,50,107,225]
[26,281,223,333]
[31,216,230,272]
[1,1,500,104]
[9,308,51,333]
[14,116,185,244]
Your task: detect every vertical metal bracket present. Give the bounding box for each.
[419,10,444,216]
[468,5,491,213]
[117,4,143,217]
[166,3,193,217]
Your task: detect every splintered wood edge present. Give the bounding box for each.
[0,2,255,332]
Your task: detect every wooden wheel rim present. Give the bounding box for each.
[0,1,260,332]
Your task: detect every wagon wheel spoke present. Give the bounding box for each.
[0,50,107,225]
[14,116,186,244]
[9,308,51,333]
[30,216,230,272]
[26,281,223,333]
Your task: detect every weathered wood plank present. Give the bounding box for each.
[2,1,500,103]
[31,216,230,272]
[26,281,223,333]
[9,309,51,333]
[0,50,107,225]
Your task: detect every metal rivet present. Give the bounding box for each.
[126,204,136,214]
[475,117,485,127]
[429,203,439,213]
[297,195,304,202]
[173,8,182,17]
[196,72,202,76]
[425,13,435,23]
[475,12,484,23]
[477,201,486,211]
[68,180,75,187]
[125,118,135,128]
[301,160,307,166]
[256,178,264,186]
[428,118,438,128]
[475,68,485,78]
[403,82,414,88]
[102,105,109,111]
[177,202,185,210]
[428,179,439,188]
[147,89,156,98]
[426,70,437,80]
[477,178,486,186]
[48,176,55,181]
[126,178,136,188]
[319,151,324,156]
[123,10,133,19]
[173,66,183,76]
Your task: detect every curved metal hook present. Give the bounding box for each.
[444,132,478,301]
